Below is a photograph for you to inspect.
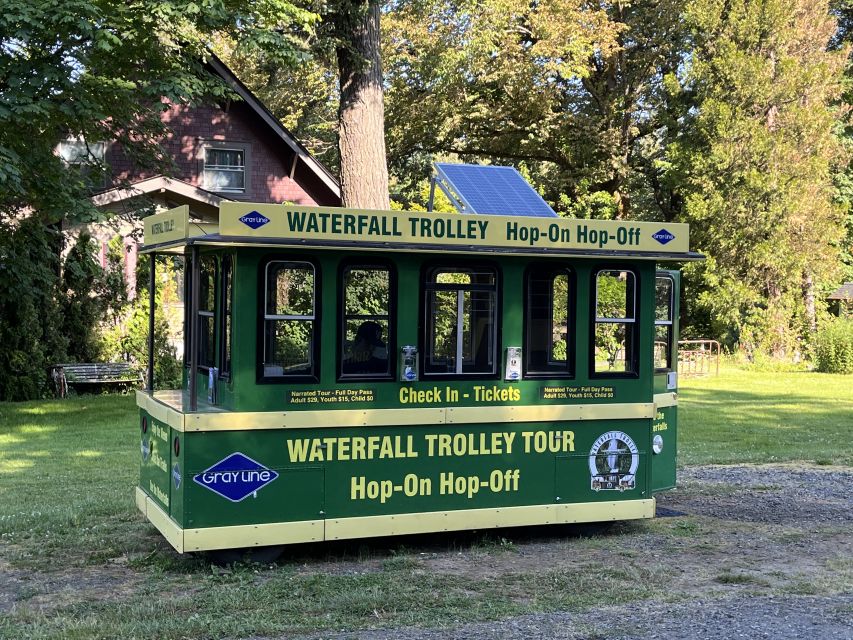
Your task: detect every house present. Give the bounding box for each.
[828,282,853,317]
[69,53,341,296]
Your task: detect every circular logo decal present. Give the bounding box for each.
[588,430,639,492]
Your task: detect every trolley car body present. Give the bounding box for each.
[136,203,699,553]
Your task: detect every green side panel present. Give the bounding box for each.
[651,405,677,491]
[170,428,184,523]
[555,420,650,503]
[139,410,171,511]
[178,420,650,530]
[652,268,680,492]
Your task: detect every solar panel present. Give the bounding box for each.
[433,163,558,218]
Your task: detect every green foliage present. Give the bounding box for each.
[0,0,319,225]
[100,254,183,390]
[812,317,853,373]
[0,219,67,400]
[671,0,847,355]
[101,294,182,389]
[60,233,106,362]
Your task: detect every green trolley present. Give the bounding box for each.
[136,202,701,553]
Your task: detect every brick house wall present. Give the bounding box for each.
[105,100,338,206]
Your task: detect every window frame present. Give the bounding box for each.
[257,257,320,384]
[523,264,575,378]
[654,274,675,373]
[57,138,108,189]
[420,263,500,380]
[590,267,640,379]
[200,140,250,196]
[337,260,397,381]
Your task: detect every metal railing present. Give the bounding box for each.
[678,339,720,376]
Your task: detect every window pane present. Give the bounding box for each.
[654,324,671,370]
[656,277,673,322]
[551,274,569,362]
[345,269,389,316]
[204,169,244,192]
[267,264,313,316]
[199,256,216,312]
[596,271,634,320]
[462,290,495,373]
[205,148,244,167]
[595,323,628,372]
[59,140,105,163]
[342,319,390,375]
[434,270,495,286]
[199,314,215,368]
[428,290,458,372]
[425,267,496,375]
[528,271,570,373]
[221,257,232,376]
[264,320,312,375]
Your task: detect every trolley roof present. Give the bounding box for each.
[142,203,703,261]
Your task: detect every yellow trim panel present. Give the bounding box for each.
[137,391,656,433]
[136,485,655,553]
[654,392,678,409]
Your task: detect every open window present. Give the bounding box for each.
[262,261,317,380]
[593,269,637,375]
[340,265,394,379]
[424,267,497,376]
[526,267,573,376]
[654,275,674,371]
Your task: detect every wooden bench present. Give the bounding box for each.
[51,363,143,397]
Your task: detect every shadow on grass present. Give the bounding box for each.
[137,519,638,575]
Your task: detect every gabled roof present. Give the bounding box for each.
[92,176,228,220]
[828,283,853,301]
[206,53,341,201]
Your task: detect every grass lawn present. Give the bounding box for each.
[679,366,853,466]
[1,368,851,638]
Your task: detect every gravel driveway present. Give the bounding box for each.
[293,464,853,640]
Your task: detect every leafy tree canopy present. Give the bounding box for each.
[0,0,318,224]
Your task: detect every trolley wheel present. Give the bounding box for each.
[207,545,284,566]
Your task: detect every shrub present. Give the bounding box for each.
[812,318,853,374]
[0,218,68,400]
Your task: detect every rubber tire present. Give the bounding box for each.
[207,545,284,566]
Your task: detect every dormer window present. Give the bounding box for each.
[203,145,246,193]
[58,139,106,165]
[58,139,107,189]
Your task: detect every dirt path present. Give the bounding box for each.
[291,464,853,640]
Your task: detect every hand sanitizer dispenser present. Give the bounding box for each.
[400,346,418,382]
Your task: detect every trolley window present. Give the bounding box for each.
[593,269,636,375]
[654,275,674,371]
[341,265,393,378]
[219,255,233,378]
[424,267,497,376]
[263,261,316,378]
[198,255,217,369]
[526,267,573,376]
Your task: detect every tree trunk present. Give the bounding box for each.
[803,271,816,335]
[336,1,390,210]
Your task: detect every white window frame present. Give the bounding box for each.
[201,141,250,195]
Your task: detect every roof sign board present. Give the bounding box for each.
[434,163,558,218]
[216,203,691,255]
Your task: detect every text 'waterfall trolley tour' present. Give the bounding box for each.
[135,200,702,554]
